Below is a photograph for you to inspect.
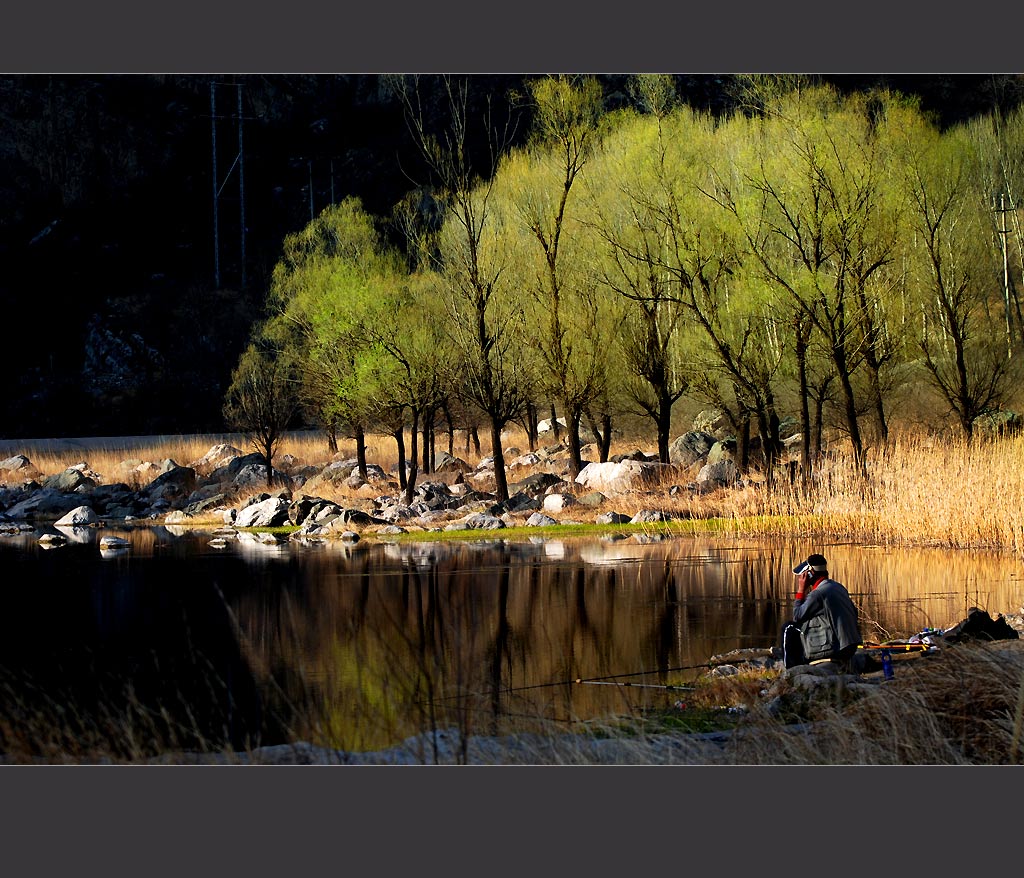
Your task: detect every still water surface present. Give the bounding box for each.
[1,525,1021,755]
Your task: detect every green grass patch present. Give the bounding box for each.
[373,513,822,544]
[588,705,746,738]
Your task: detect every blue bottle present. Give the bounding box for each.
[881,649,894,680]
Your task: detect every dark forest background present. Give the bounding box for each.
[2,73,1021,439]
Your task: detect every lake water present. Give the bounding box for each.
[1,525,1021,758]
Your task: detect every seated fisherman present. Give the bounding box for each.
[781,553,863,670]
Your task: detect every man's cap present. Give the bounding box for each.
[793,553,828,575]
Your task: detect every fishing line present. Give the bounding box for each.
[413,660,717,706]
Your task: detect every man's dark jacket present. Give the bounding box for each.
[792,578,862,661]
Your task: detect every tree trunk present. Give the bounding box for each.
[656,390,673,465]
[405,408,419,505]
[795,325,812,489]
[490,417,509,502]
[812,388,826,462]
[355,423,368,481]
[566,408,584,479]
[394,426,407,491]
[524,402,539,452]
[736,412,750,474]
[836,363,865,472]
[442,401,455,456]
[586,409,613,463]
[549,403,561,442]
[421,407,431,475]
[429,418,436,473]
[262,441,275,488]
[598,413,612,463]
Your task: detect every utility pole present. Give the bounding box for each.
[238,84,246,290]
[210,80,249,290]
[999,193,1013,358]
[308,160,315,221]
[211,83,220,290]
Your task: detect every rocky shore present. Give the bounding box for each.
[0,431,757,541]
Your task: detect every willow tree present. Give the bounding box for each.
[586,95,692,465]
[712,85,904,469]
[498,75,611,478]
[393,75,531,502]
[264,197,398,479]
[963,105,1024,356]
[367,269,458,504]
[900,116,1015,438]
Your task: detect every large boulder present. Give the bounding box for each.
[301,459,359,493]
[509,452,542,470]
[575,460,665,494]
[42,468,97,493]
[537,417,567,435]
[526,512,559,527]
[488,492,540,516]
[235,497,291,528]
[189,444,246,473]
[630,509,671,523]
[445,513,506,530]
[696,459,740,487]
[706,439,737,466]
[5,488,94,520]
[54,505,100,526]
[973,410,1021,436]
[692,409,730,437]
[208,452,267,482]
[232,463,292,490]
[669,432,717,467]
[434,451,473,474]
[143,465,197,504]
[343,464,390,489]
[509,472,564,497]
[0,455,39,478]
[543,493,577,513]
[184,494,231,516]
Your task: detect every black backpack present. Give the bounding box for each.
[942,608,1020,643]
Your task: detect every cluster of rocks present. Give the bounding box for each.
[0,414,767,539]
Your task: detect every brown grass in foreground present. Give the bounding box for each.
[713,642,1024,765]
[436,641,1024,764]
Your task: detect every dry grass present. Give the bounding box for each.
[713,642,1024,765]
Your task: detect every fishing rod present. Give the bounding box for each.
[574,679,695,692]
[414,661,715,706]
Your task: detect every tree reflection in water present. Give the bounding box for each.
[0,530,1020,757]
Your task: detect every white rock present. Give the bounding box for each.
[575,460,665,494]
[542,493,577,513]
[54,505,99,527]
